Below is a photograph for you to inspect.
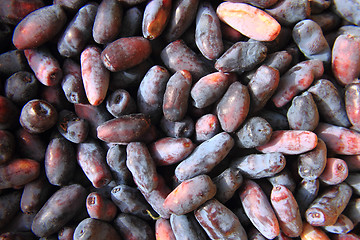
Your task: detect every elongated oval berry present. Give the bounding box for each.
[308,79,351,128]
[110,59,153,93]
[0,158,40,189]
[215,41,267,73]
[175,132,234,181]
[97,113,151,144]
[305,182,352,226]
[195,199,247,240]
[137,65,170,121]
[292,19,331,63]
[270,185,303,238]
[216,81,250,132]
[106,145,132,185]
[248,65,280,113]
[345,80,360,128]
[61,59,88,104]
[191,72,231,109]
[195,2,223,60]
[20,174,52,215]
[149,137,195,166]
[239,180,280,239]
[24,47,63,86]
[93,0,123,44]
[101,37,152,72]
[163,174,216,215]
[319,157,348,185]
[86,192,117,222]
[216,2,281,41]
[0,50,29,82]
[231,152,286,179]
[163,70,192,122]
[12,4,67,49]
[160,39,211,81]
[81,45,110,106]
[342,154,360,172]
[45,137,76,186]
[332,34,360,86]
[263,50,293,75]
[31,184,87,238]
[315,122,360,155]
[163,0,200,42]
[126,142,159,193]
[195,113,220,142]
[142,0,172,40]
[77,139,112,188]
[287,91,319,131]
[58,3,98,57]
[298,138,327,180]
[256,130,318,155]
[272,59,323,108]
[311,12,340,33]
